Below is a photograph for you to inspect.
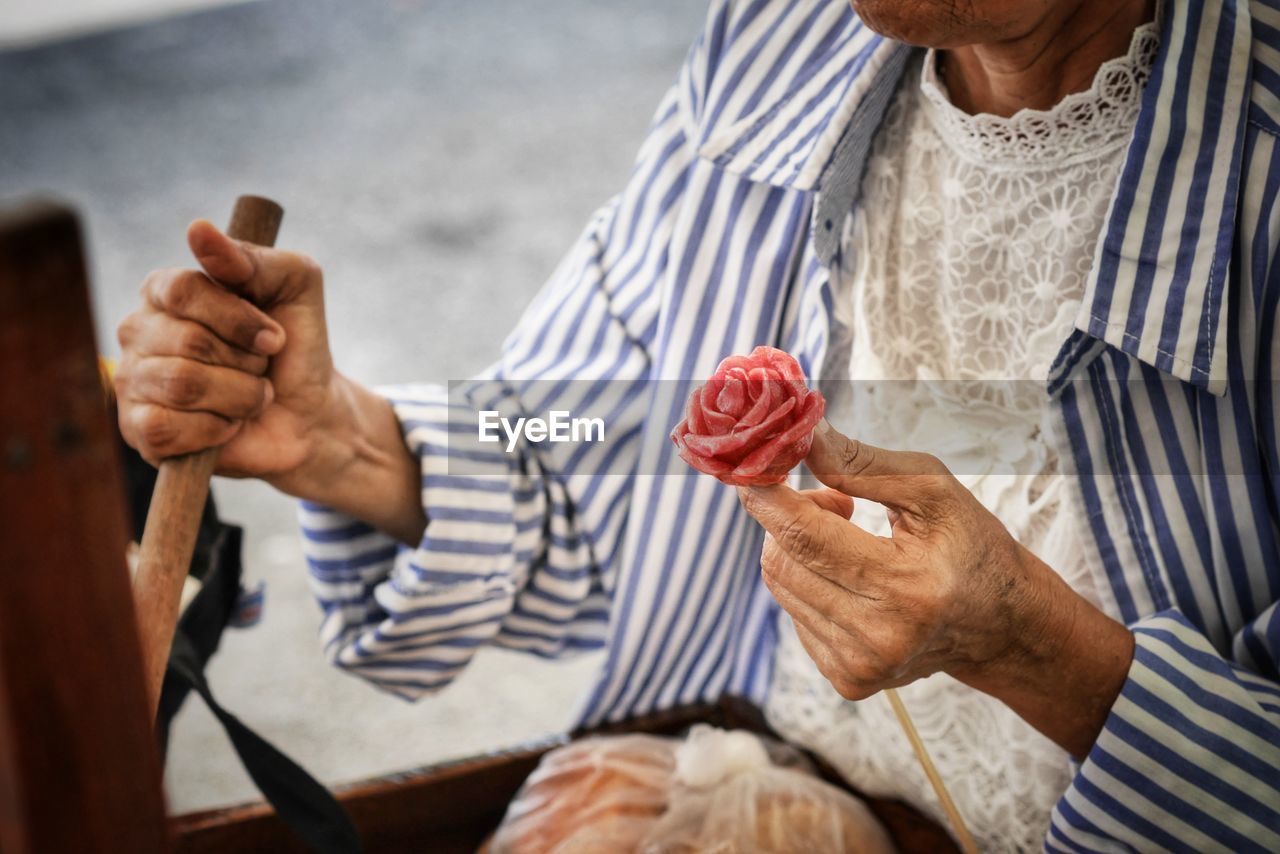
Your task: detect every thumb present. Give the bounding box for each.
[805,419,950,510]
[188,219,321,309]
[188,219,255,285]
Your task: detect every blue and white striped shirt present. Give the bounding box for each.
[301,0,1280,848]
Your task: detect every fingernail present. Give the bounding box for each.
[262,381,275,408]
[817,418,832,434]
[253,328,282,355]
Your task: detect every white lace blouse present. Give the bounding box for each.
[764,20,1160,852]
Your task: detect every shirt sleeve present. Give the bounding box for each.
[296,2,728,700]
[1047,607,1280,852]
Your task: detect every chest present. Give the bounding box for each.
[842,81,1133,386]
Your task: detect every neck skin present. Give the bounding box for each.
[941,0,1156,117]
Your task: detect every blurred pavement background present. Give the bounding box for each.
[0,0,703,812]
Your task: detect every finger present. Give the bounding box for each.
[739,482,894,578]
[187,219,254,283]
[791,620,841,676]
[791,619,828,662]
[762,564,847,652]
[764,535,929,683]
[762,532,874,613]
[188,219,320,308]
[800,487,853,519]
[789,621,881,702]
[124,355,273,420]
[118,311,269,375]
[806,420,951,510]
[120,404,242,463]
[142,268,284,355]
[762,537,869,645]
[796,618,914,700]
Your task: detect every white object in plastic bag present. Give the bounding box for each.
[487,726,896,854]
[640,725,896,853]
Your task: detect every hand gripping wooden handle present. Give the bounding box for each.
[133,195,283,717]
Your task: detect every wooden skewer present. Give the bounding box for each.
[885,687,979,854]
[132,195,283,717]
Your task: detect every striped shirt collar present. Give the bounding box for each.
[696,16,895,192]
[698,0,1253,395]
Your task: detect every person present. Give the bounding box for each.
[114,0,1280,848]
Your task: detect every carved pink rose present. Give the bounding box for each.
[671,346,826,486]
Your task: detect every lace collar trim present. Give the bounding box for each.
[918,15,1161,166]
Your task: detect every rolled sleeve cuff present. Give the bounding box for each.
[299,383,530,698]
[1047,610,1280,853]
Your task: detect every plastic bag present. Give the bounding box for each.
[640,726,896,853]
[487,734,678,853]
[487,726,895,854]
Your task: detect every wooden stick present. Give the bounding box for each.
[885,687,978,854]
[133,195,283,717]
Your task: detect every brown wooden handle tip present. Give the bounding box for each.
[227,195,284,246]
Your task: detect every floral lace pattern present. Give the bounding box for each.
[919,24,1160,167]
[766,16,1159,853]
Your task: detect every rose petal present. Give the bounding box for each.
[747,373,793,430]
[756,346,806,383]
[723,466,789,486]
[682,389,708,436]
[717,378,747,417]
[737,379,776,429]
[705,411,737,433]
[676,444,736,478]
[714,354,756,375]
[699,380,720,412]
[681,396,797,458]
[732,391,825,478]
[698,384,736,432]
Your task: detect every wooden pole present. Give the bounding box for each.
[133,195,283,717]
[0,200,170,852]
[885,688,978,853]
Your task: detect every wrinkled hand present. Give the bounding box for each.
[739,421,1134,758]
[115,219,339,485]
[740,423,1042,697]
[115,219,428,543]
[116,219,425,542]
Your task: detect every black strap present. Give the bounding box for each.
[154,526,361,854]
[167,632,363,854]
[117,406,360,852]
[156,525,245,749]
